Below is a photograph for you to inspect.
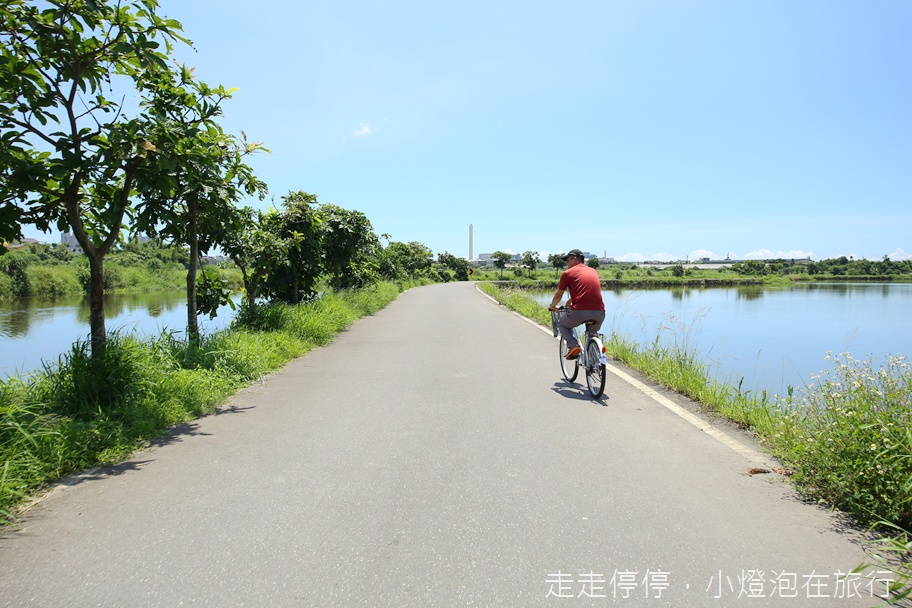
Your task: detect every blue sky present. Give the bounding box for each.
[26,0,912,262]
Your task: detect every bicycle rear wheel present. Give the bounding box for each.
[559,336,579,382]
[585,339,606,398]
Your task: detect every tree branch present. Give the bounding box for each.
[5,116,59,148]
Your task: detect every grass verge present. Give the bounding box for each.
[0,281,409,525]
[479,281,912,601]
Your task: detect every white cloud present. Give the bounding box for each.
[650,252,678,262]
[744,249,814,260]
[615,252,679,262]
[688,249,720,260]
[889,248,912,261]
[744,249,775,260]
[353,122,371,137]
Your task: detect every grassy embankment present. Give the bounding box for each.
[478,282,911,602]
[0,243,240,301]
[0,279,432,525]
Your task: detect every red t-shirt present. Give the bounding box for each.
[558,264,605,311]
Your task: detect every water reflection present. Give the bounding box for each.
[735,286,764,301]
[1,306,34,338]
[799,282,907,297]
[534,283,912,396]
[0,292,237,379]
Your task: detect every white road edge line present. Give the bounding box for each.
[476,285,777,469]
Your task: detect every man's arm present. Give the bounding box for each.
[549,288,566,310]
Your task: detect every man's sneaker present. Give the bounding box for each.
[565,346,581,360]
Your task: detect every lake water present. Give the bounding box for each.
[536,282,911,396]
[2,284,910,395]
[0,292,237,379]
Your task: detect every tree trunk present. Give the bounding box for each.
[66,160,139,360]
[186,203,200,345]
[87,252,107,358]
[65,189,114,361]
[245,279,259,322]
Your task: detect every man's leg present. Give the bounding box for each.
[558,310,585,349]
[560,309,606,347]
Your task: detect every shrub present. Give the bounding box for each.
[27,266,81,298]
[0,272,13,300]
[0,254,31,297]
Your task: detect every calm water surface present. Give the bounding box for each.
[538,282,911,396]
[2,284,910,394]
[0,292,237,379]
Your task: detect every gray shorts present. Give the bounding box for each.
[559,309,605,349]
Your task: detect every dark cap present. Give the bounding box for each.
[561,249,584,260]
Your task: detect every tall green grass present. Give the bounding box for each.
[0,259,240,300]
[0,281,406,524]
[480,282,911,600]
[477,283,551,326]
[768,353,912,529]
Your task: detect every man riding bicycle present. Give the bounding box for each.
[548,249,605,359]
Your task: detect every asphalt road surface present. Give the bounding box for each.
[0,283,886,607]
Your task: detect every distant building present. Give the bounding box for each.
[61,231,80,252]
[5,238,40,250]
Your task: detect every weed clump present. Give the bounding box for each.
[770,352,912,531]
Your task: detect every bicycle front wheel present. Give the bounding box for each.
[585,340,606,398]
[559,336,579,382]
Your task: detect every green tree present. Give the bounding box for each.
[520,251,540,274]
[670,264,684,277]
[0,252,31,297]
[587,257,600,269]
[437,252,457,268]
[220,206,291,323]
[548,253,566,277]
[318,204,380,291]
[438,251,469,281]
[262,192,323,304]
[379,240,432,280]
[135,64,267,342]
[491,251,512,279]
[732,260,767,276]
[0,0,188,357]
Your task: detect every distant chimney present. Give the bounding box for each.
[469,224,474,261]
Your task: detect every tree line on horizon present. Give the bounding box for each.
[730,256,912,277]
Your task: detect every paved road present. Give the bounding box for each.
[0,283,884,607]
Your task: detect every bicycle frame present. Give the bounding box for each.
[574,325,607,369]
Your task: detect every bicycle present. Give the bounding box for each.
[550,307,607,398]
